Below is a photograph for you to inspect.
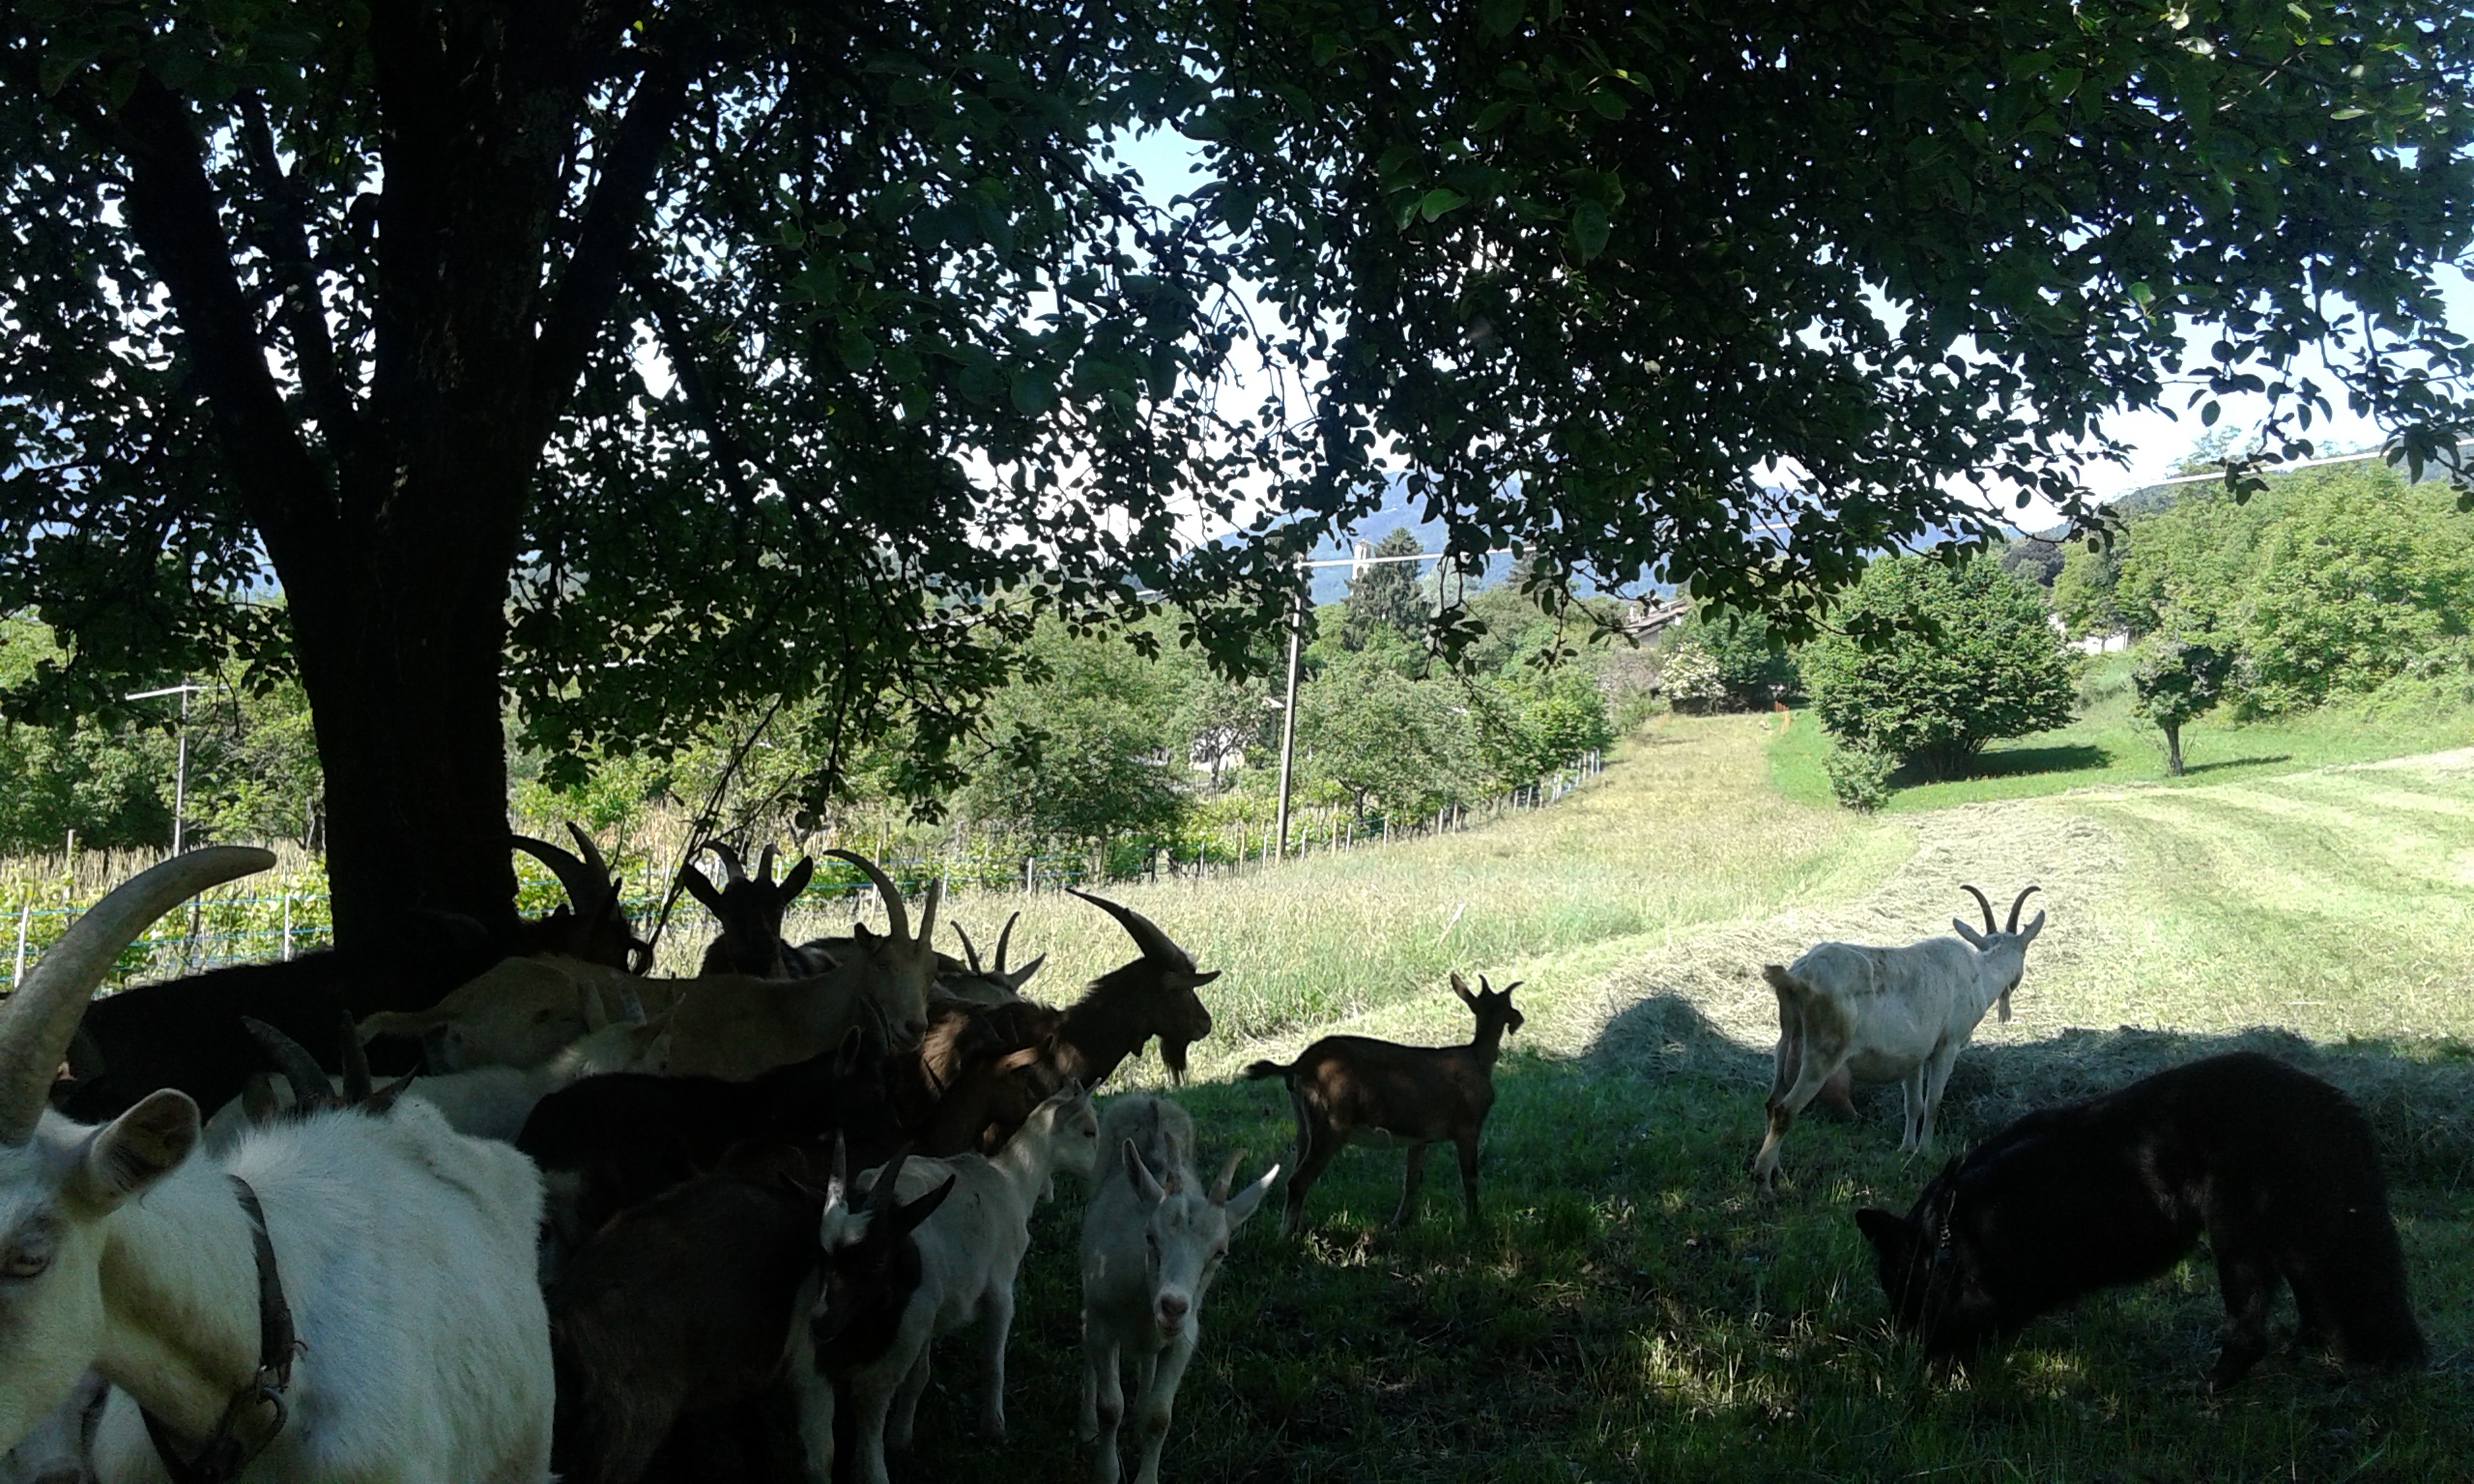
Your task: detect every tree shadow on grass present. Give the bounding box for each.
[1888,743,2113,787]
[1587,990,2474,1188]
[2178,754,2293,776]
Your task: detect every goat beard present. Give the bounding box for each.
[1160,1038,1191,1084]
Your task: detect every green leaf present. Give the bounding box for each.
[1009,369,1056,415]
[836,329,877,372]
[1418,188,1468,222]
[2330,106,2369,120]
[1570,199,1611,259]
[2201,400,2221,426]
[1586,89,1627,120]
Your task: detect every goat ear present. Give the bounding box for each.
[1449,970,1475,1005]
[1170,968,1221,989]
[1951,919,1987,949]
[893,1172,957,1236]
[852,924,878,948]
[579,984,613,1034]
[361,1074,416,1116]
[1223,1163,1280,1229]
[780,856,814,903]
[2018,910,2046,947]
[1123,1138,1167,1203]
[835,1025,868,1077]
[1005,953,1048,989]
[74,1090,199,1210]
[1854,1207,1910,1256]
[678,860,725,915]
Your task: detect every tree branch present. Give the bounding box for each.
[237,92,366,470]
[533,34,707,429]
[110,75,332,566]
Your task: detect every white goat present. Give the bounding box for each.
[0,848,555,1483]
[1079,1096,1276,1484]
[1751,884,2046,1187]
[0,1369,103,1484]
[793,1082,1102,1484]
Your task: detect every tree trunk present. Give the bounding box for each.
[2165,723,2184,777]
[278,460,531,946]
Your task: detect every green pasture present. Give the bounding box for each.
[1769,650,2474,813]
[886,712,2474,1482]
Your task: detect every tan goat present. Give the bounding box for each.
[1243,973,1522,1237]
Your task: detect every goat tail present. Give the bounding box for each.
[1761,964,1808,1004]
[1242,1058,1293,1083]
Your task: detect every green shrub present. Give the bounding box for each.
[1822,743,1893,812]
[1801,554,2079,780]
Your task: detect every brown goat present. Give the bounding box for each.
[1244,973,1522,1237]
[890,892,1219,1156]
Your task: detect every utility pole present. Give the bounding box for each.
[126,683,206,854]
[1273,572,1305,862]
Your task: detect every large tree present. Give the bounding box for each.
[4,1,2471,943]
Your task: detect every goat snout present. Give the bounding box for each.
[1155,1292,1191,1332]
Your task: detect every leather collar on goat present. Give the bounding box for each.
[141,1176,299,1484]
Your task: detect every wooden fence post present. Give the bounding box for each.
[11,902,26,990]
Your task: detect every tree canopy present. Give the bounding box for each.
[5,0,2472,937]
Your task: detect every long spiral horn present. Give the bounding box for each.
[1959,885,1997,935]
[2006,885,2042,934]
[0,846,272,1143]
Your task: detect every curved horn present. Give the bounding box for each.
[824,850,909,943]
[1066,890,1194,969]
[704,841,748,885]
[952,923,983,977]
[2006,885,2042,934]
[0,845,272,1143]
[512,834,604,914]
[992,911,1021,976]
[244,1017,334,1114]
[1209,1148,1245,1204]
[756,843,777,888]
[1959,884,1997,935]
[564,822,613,889]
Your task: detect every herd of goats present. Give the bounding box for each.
[0,826,2433,1484]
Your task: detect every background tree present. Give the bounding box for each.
[956,622,1187,863]
[8,1,2474,941]
[2130,638,2233,777]
[1340,529,1432,652]
[1802,555,2078,781]
[2051,543,2126,640]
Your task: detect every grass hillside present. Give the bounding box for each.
[858,714,2474,1483]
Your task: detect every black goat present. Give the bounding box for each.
[518,1026,901,1259]
[1856,1051,2427,1387]
[677,842,820,978]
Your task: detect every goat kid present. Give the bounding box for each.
[1079,1096,1276,1484]
[360,955,665,1074]
[793,1083,1101,1484]
[1752,884,2045,1187]
[1245,973,1522,1237]
[0,849,555,1482]
[1856,1051,2426,1388]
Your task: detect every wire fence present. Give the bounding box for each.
[0,750,1607,990]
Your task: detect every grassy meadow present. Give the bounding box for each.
[1769,649,2474,813]
[873,711,2474,1483]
